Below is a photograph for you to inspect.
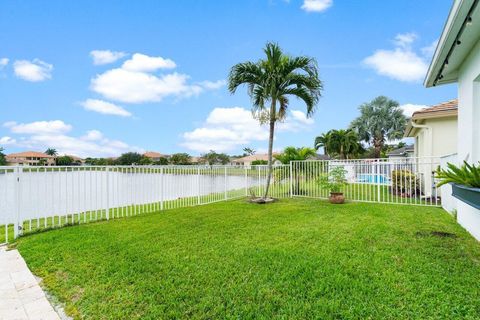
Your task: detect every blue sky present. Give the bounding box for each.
[0,0,456,157]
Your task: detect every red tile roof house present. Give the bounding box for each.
[5,151,56,166]
[143,151,169,161]
[230,154,282,167]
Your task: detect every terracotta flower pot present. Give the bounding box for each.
[329,192,345,204]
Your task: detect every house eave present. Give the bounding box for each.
[424,0,480,88]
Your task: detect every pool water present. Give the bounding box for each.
[357,174,390,184]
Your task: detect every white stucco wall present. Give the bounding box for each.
[440,153,458,214]
[414,117,457,159]
[456,37,480,240]
[412,118,457,197]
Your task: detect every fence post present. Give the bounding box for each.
[289,162,293,198]
[13,166,22,239]
[376,159,381,202]
[197,167,201,205]
[224,167,227,200]
[160,167,164,211]
[106,167,110,220]
[245,166,248,196]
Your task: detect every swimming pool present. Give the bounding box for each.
[357,174,390,185]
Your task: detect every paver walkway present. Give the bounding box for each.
[0,246,60,320]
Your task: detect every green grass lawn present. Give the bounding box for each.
[15,198,480,319]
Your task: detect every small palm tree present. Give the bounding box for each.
[228,42,323,199]
[315,129,362,159]
[314,132,331,155]
[350,96,406,158]
[45,148,58,156]
[275,146,317,164]
[328,129,362,159]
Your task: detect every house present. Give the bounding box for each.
[231,154,281,167]
[143,151,169,161]
[404,100,458,159]
[424,0,480,240]
[6,151,55,166]
[311,154,331,161]
[387,145,415,161]
[64,155,86,165]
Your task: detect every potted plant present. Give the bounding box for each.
[318,166,348,204]
[436,161,480,209]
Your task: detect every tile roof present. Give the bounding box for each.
[6,151,53,158]
[412,99,458,118]
[143,151,168,158]
[233,154,280,162]
[387,145,414,156]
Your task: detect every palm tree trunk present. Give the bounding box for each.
[263,99,276,199]
[373,138,382,158]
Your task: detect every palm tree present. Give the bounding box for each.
[314,132,331,155]
[228,42,322,199]
[45,148,58,156]
[0,147,6,166]
[349,96,407,158]
[315,130,362,159]
[328,129,362,159]
[274,146,317,164]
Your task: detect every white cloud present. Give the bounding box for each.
[4,121,141,158]
[181,107,314,153]
[90,52,223,104]
[421,39,438,57]
[0,136,16,145]
[301,0,332,12]
[4,120,72,135]
[81,99,132,117]
[0,58,8,68]
[290,110,314,125]
[91,69,203,103]
[363,33,433,82]
[13,59,53,82]
[198,80,226,90]
[400,103,428,117]
[82,130,104,141]
[122,53,176,72]
[90,50,127,65]
[393,32,417,48]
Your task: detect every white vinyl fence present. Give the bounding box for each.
[0,158,445,243]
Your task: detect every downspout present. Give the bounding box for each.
[411,120,433,196]
[411,121,433,157]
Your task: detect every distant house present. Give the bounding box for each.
[6,151,55,166]
[387,145,414,161]
[64,155,85,165]
[404,99,458,159]
[311,154,331,161]
[143,151,169,161]
[231,154,281,166]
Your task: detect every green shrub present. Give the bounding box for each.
[318,166,348,193]
[391,169,419,197]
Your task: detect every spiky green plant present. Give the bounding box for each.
[436,161,480,188]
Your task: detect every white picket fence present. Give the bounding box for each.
[0,157,445,243]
